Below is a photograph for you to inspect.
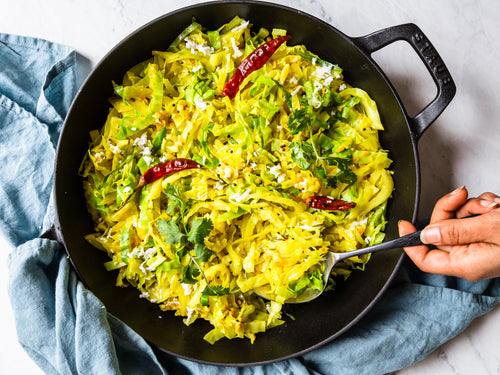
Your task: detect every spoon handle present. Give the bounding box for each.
[334,230,423,262]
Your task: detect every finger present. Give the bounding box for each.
[400,215,500,281]
[403,241,500,280]
[398,219,432,261]
[477,192,500,201]
[398,220,454,273]
[430,186,469,223]
[423,242,500,281]
[456,195,499,218]
[421,214,495,246]
[398,220,417,237]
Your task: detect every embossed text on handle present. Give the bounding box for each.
[412,32,453,86]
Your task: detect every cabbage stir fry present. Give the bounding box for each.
[80,17,393,344]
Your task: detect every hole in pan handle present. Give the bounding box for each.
[352,23,457,141]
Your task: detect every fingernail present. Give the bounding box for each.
[480,199,499,208]
[421,226,441,244]
[450,186,466,195]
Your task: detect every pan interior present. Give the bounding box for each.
[54,1,416,366]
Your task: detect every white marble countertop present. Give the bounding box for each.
[1,0,500,373]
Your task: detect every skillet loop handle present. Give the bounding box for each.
[353,23,456,140]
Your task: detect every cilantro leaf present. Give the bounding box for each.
[179,265,200,284]
[289,141,314,170]
[288,108,311,135]
[327,169,357,187]
[325,155,351,169]
[200,284,232,306]
[314,164,328,181]
[187,218,213,244]
[202,285,231,296]
[157,219,185,244]
[164,184,184,216]
[324,154,357,187]
[194,243,214,262]
[175,244,190,259]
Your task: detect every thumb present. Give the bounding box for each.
[421,216,491,246]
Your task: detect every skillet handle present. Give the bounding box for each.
[352,23,456,140]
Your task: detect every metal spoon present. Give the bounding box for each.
[253,230,423,303]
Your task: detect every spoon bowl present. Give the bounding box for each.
[254,230,423,303]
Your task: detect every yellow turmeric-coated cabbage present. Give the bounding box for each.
[80,17,393,344]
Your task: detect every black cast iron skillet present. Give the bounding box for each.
[47,0,456,366]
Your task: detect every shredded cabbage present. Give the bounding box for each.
[80,17,393,344]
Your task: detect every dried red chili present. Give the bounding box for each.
[118,158,201,209]
[136,158,201,190]
[222,35,292,99]
[305,196,356,211]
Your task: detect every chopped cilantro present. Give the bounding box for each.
[202,285,231,296]
[188,217,214,245]
[194,243,214,262]
[287,99,357,188]
[157,218,185,244]
[164,183,185,216]
[289,141,314,170]
[288,108,312,135]
[179,265,200,284]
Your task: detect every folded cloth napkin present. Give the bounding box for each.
[2,34,500,375]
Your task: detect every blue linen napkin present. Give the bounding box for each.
[2,33,500,375]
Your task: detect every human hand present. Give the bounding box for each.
[398,186,500,281]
